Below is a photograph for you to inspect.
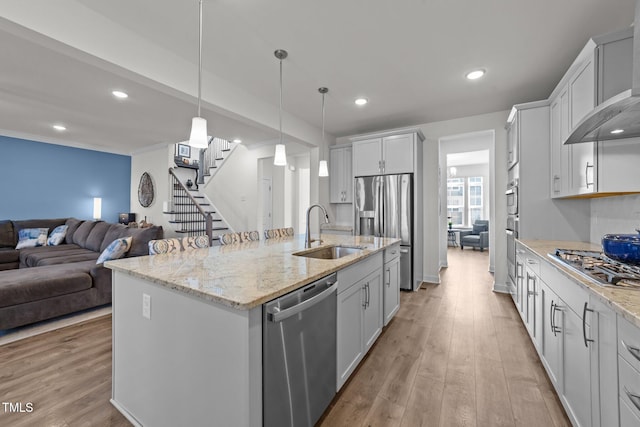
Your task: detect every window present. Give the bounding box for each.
[447,176,484,227]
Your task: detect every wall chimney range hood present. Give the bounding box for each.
[565,0,640,144]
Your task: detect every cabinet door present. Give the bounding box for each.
[336,283,364,390]
[516,259,525,316]
[329,147,344,203]
[571,142,596,195]
[383,257,400,326]
[507,114,519,170]
[524,268,541,349]
[589,297,619,427]
[541,283,562,388]
[550,94,570,198]
[352,138,382,177]
[562,306,592,427]
[382,134,414,174]
[363,270,383,352]
[569,52,596,131]
[342,147,353,202]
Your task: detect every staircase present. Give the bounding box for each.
[164,137,238,244]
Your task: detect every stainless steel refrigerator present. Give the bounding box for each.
[354,174,413,290]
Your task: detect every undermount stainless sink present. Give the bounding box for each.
[293,245,364,260]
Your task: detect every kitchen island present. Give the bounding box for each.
[105,234,401,427]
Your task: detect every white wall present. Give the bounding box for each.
[591,194,640,242]
[130,143,177,238]
[204,144,259,232]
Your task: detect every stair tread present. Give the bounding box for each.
[174,227,229,233]
[173,202,210,206]
[163,211,216,215]
[168,219,222,224]
[173,195,204,199]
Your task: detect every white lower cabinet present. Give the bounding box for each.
[618,315,640,426]
[540,282,562,388]
[516,246,624,427]
[561,301,592,427]
[336,253,383,391]
[383,244,400,326]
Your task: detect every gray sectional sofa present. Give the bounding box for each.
[0,218,162,330]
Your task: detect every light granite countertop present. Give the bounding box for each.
[320,223,354,232]
[519,239,640,329]
[105,234,400,310]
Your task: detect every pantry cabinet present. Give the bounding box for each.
[329,145,352,203]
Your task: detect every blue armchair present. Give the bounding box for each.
[460,220,489,251]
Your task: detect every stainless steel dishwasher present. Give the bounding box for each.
[263,272,337,427]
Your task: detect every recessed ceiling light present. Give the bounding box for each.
[355,97,368,106]
[112,90,128,99]
[611,129,624,134]
[233,139,242,143]
[52,124,66,131]
[466,69,485,80]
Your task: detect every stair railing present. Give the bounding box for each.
[168,168,213,246]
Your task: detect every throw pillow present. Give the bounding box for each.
[16,228,49,249]
[148,238,182,255]
[96,237,132,264]
[47,225,69,246]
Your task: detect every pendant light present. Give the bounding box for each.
[318,87,329,177]
[273,49,288,166]
[189,0,208,149]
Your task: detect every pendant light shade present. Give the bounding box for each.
[189,0,208,149]
[318,160,329,177]
[274,144,287,166]
[189,117,208,148]
[274,49,288,166]
[318,87,329,177]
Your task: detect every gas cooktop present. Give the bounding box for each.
[548,248,640,289]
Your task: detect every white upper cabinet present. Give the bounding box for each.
[568,52,596,131]
[329,145,353,203]
[352,131,419,176]
[549,92,570,197]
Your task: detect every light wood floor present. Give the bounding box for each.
[0,248,570,427]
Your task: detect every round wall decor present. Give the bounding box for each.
[138,172,154,207]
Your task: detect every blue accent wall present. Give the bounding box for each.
[0,135,131,223]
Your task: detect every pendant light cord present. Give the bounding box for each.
[197,0,203,117]
[279,58,283,144]
[321,92,325,144]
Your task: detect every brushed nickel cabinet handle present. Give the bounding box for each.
[583,302,594,347]
[622,340,640,363]
[386,268,391,287]
[585,163,594,188]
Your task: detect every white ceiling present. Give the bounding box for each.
[0,0,636,155]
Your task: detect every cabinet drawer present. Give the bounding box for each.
[619,355,640,420]
[539,260,589,320]
[337,252,382,294]
[619,315,640,371]
[384,244,400,263]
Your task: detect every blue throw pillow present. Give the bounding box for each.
[47,225,69,246]
[97,237,132,264]
[16,228,49,249]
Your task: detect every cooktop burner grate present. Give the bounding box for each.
[548,249,640,289]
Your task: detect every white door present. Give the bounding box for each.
[383,134,414,174]
[261,178,272,231]
[352,138,382,177]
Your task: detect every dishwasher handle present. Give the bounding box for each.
[268,282,337,322]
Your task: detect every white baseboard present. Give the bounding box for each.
[492,281,511,294]
[422,274,441,284]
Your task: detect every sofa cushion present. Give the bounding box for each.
[472,223,488,234]
[15,228,49,249]
[0,220,15,248]
[36,252,100,266]
[85,222,111,252]
[0,264,93,308]
[47,225,68,246]
[73,220,99,248]
[65,218,84,244]
[19,244,82,267]
[100,223,128,252]
[122,226,164,257]
[0,248,19,264]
